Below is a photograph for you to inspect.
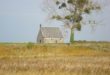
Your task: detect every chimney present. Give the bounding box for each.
[40,24,42,28]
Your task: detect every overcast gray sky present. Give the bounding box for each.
[0,0,110,43]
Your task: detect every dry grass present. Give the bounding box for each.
[0,42,110,57]
[0,42,110,75]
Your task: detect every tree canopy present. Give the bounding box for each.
[44,0,101,43]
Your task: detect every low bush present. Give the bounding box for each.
[26,42,34,49]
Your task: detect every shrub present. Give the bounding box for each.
[27,42,34,49]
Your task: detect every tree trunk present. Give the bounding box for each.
[70,28,74,43]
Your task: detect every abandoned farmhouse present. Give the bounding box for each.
[37,25,64,43]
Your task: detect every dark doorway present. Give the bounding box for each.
[40,40,41,43]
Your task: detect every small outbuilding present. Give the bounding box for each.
[37,25,64,43]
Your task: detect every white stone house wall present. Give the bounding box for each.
[44,38,64,43]
[37,30,44,43]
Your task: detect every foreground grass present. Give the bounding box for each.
[0,57,110,75]
[0,42,110,75]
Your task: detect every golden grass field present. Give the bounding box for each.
[0,42,110,75]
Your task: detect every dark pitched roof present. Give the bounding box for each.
[40,27,63,38]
